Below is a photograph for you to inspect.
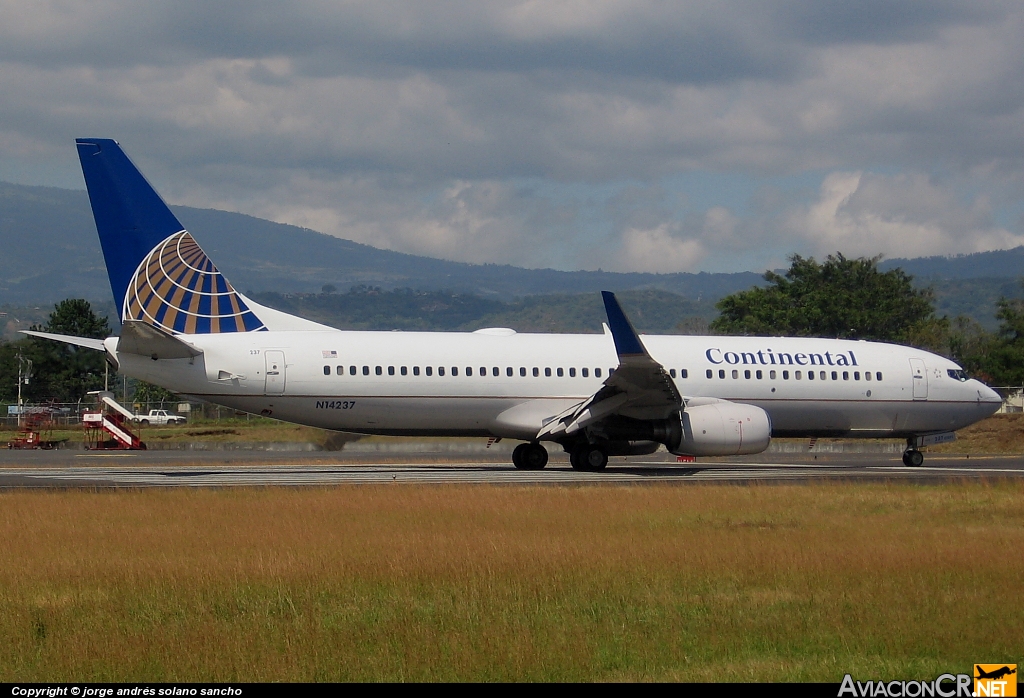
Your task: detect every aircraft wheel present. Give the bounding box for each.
[571,444,608,471]
[522,443,548,470]
[512,443,527,469]
[902,449,924,467]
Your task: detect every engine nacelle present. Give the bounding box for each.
[670,401,772,457]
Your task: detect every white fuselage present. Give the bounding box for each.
[106,329,1003,442]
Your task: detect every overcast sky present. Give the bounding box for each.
[2,1,1023,274]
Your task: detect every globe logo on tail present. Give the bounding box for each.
[124,231,265,334]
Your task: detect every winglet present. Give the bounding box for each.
[601,291,648,358]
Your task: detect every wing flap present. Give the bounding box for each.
[537,292,682,440]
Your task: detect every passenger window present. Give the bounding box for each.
[375,366,382,376]
[719,369,726,379]
[413,366,420,376]
[681,369,688,379]
[545,368,552,377]
[732,370,739,379]
[769,370,776,379]
[480,367,486,377]
[323,366,330,376]
[669,369,676,378]
[493,367,499,377]
[438,367,445,376]
[520,367,526,377]
[865,372,872,381]
[706,369,713,379]
[595,368,602,378]
[854,371,860,380]
[533,367,539,377]
[426,366,433,376]
[337,366,343,376]
[388,366,395,376]
[557,368,564,377]
[756,370,762,379]
[876,372,883,381]
[401,366,408,376]
[350,366,356,376]
[506,367,513,377]
[831,371,837,380]
[452,367,458,376]
[820,371,826,380]
[466,367,473,376]
[363,366,369,376]
[783,371,789,379]
[582,368,589,377]
[568,367,575,377]
[843,371,848,380]
[744,370,751,379]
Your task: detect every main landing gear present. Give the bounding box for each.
[569,443,608,472]
[512,442,549,470]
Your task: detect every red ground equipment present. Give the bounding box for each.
[7,408,60,449]
[82,391,147,450]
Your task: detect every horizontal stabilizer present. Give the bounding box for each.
[117,320,202,359]
[20,330,107,351]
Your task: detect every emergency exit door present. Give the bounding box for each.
[265,351,286,394]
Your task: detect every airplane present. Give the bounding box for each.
[25,138,1003,470]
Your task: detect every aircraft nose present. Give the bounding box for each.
[975,383,1002,410]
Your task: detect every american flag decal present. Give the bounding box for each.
[123,231,266,334]
[322,350,338,358]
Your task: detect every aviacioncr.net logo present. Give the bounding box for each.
[839,674,972,697]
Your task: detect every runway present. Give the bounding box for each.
[0,449,1021,487]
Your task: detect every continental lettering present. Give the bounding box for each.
[705,348,859,367]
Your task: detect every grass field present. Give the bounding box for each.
[1,482,1021,682]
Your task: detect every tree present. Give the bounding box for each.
[970,288,1024,386]
[4,299,113,403]
[711,253,943,344]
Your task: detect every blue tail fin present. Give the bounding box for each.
[76,138,264,334]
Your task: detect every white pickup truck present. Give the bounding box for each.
[134,409,187,425]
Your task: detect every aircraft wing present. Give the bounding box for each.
[537,291,681,439]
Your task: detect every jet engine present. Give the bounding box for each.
[670,400,771,456]
[595,399,771,457]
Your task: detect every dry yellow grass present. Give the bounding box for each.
[1,483,1021,682]
[933,413,1024,453]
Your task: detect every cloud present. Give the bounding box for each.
[784,171,1024,259]
[619,224,706,273]
[0,1,1022,273]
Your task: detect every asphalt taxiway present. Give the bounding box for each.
[0,448,1020,487]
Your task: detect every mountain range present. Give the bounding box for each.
[2,180,1023,327]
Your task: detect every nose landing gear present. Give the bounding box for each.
[902,448,924,467]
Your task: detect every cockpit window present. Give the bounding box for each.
[947,368,969,382]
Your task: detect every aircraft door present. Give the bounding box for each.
[265,351,286,394]
[909,358,927,400]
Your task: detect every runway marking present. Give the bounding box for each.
[870,466,1024,474]
[2,458,1020,488]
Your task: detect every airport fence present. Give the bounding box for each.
[0,400,251,428]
